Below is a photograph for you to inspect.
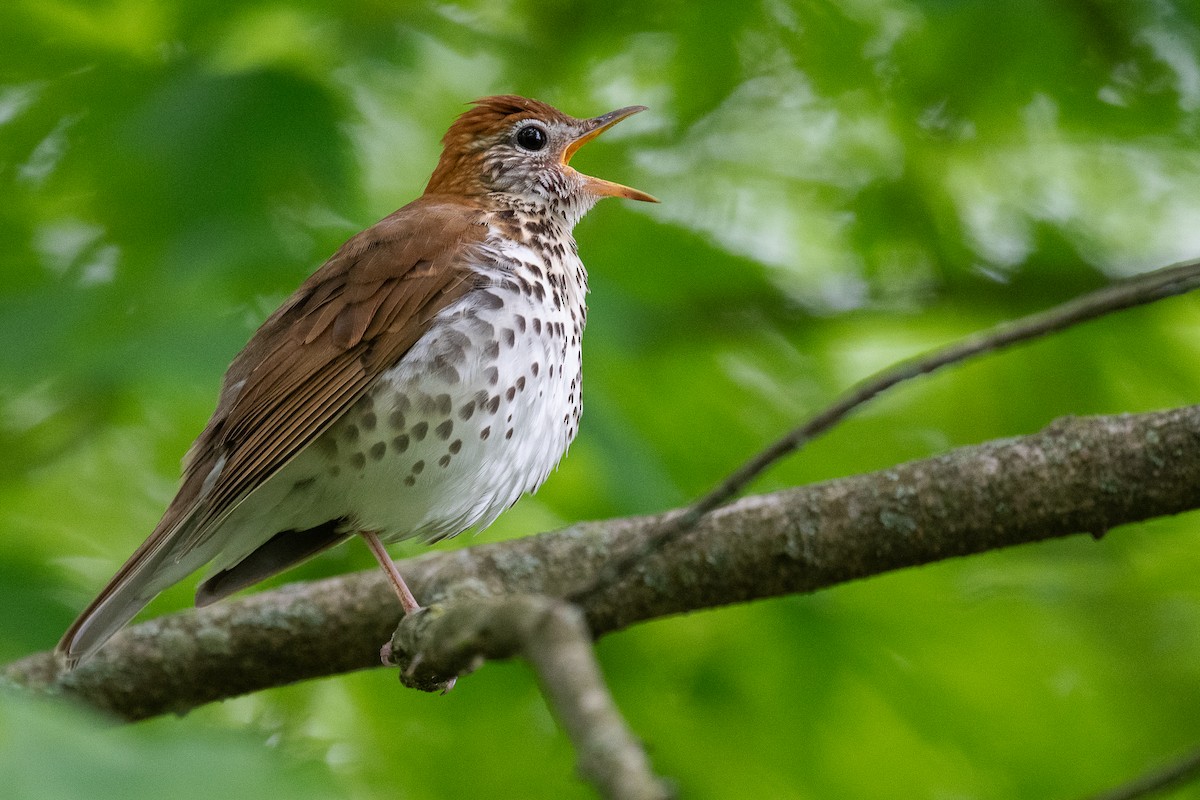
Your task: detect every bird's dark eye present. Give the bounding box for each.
[515,124,548,152]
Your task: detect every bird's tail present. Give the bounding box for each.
[56,515,215,668]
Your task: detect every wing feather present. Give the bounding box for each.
[57,197,488,663]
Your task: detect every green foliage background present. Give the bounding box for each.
[4,1,1200,797]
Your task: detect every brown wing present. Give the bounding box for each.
[177,198,485,541]
[58,196,488,664]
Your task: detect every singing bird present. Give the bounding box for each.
[58,95,655,666]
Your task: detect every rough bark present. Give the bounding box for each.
[6,404,1199,721]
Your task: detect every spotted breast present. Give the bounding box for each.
[223,204,588,554]
[58,95,655,666]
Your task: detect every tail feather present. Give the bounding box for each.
[58,515,350,667]
[56,515,215,667]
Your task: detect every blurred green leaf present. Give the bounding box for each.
[0,690,335,800]
[5,0,1200,797]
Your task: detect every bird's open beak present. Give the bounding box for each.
[564,105,659,203]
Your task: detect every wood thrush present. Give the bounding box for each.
[58,95,655,666]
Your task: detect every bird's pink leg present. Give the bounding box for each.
[360,531,421,615]
[362,531,454,688]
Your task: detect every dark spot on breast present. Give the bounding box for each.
[404,475,415,486]
[469,317,495,338]
[477,291,504,310]
[436,420,453,440]
[531,362,540,376]
[369,442,386,460]
[436,394,452,415]
[502,328,515,347]
[532,319,542,335]
[350,452,366,470]
[516,376,526,391]
[515,315,527,332]
[480,426,491,440]
[438,454,451,468]
[389,410,406,430]
[342,425,360,444]
[315,437,338,460]
[523,219,542,236]
[361,412,377,431]
[484,340,500,359]
[459,401,476,421]
[485,366,499,386]
[486,395,500,414]
[443,328,471,351]
[433,360,460,385]
[449,439,462,454]
[505,428,514,440]
[412,460,425,474]
[393,434,410,453]
[505,387,516,401]
[411,422,428,441]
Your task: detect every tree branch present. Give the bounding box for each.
[6,404,1200,721]
[690,257,1200,519]
[571,258,1200,604]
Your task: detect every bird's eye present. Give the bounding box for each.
[515,123,548,152]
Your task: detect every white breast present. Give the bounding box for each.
[208,231,589,562]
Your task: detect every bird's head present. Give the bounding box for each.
[424,95,657,219]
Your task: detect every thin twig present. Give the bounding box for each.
[516,601,674,800]
[570,258,1200,604]
[1083,745,1200,800]
[387,595,673,800]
